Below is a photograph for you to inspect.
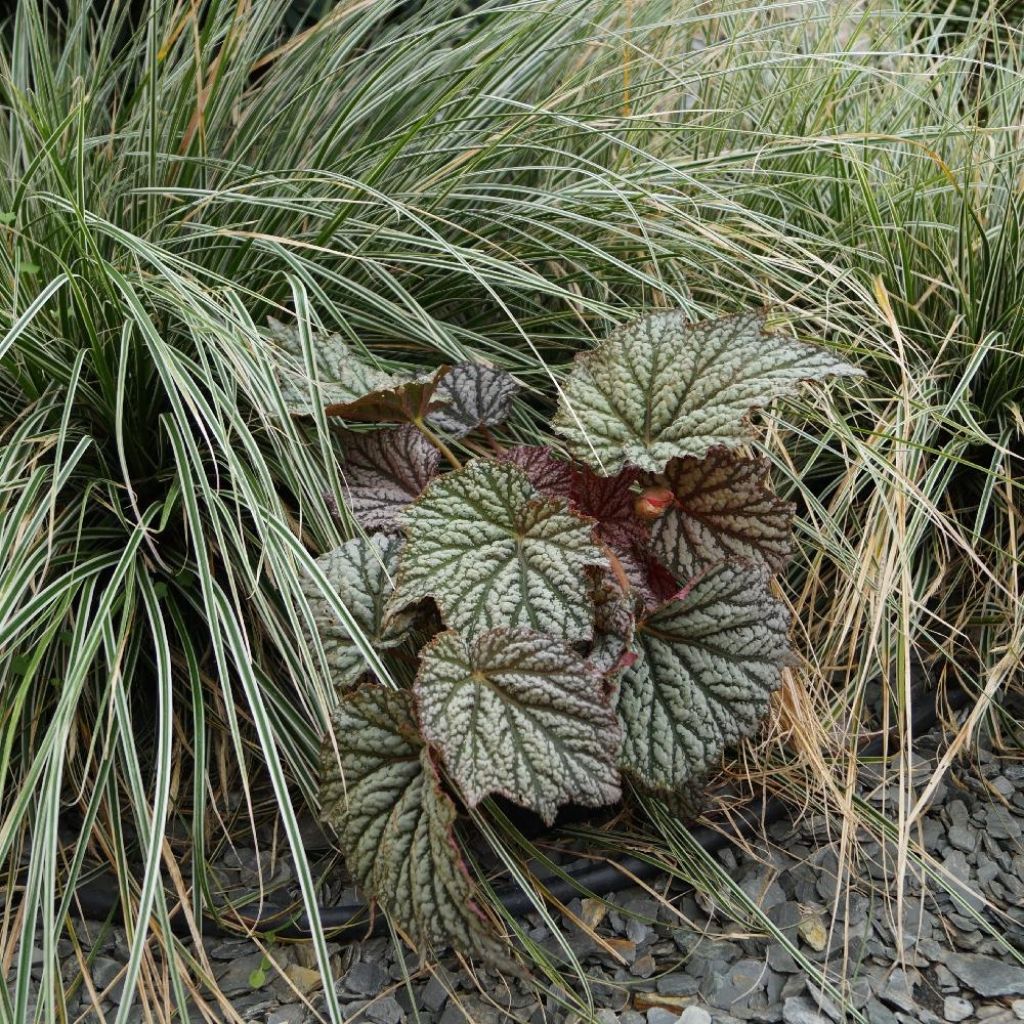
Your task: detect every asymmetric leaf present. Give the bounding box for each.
[617,560,790,793]
[427,363,520,438]
[552,311,862,474]
[393,459,605,641]
[323,365,450,424]
[650,451,794,580]
[268,318,378,417]
[319,688,503,960]
[300,535,416,689]
[338,426,440,532]
[415,628,621,824]
[496,446,572,499]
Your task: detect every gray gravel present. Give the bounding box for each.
[14,701,1024,1023]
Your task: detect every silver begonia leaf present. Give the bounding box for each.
[338,426,440,532]
[415,628,621,824]
[392,459,605,641]
[427,363,520,438]
[650,451,795,580]
[552,311,862,474]
[319,687,505,961]
[300,535,416,689]
[267,317,449,422]
[617,560,791,793]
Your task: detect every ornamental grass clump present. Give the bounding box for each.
[293,310,861,959]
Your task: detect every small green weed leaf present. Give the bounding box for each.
[319,687,505,962]
[618,560,790,793]
[415,628,621,824]
[339,425,440,532]
[552,311,861,474]
[300,535,416,689]
[427,363,520,438]
[393,459,605,641]
[0,212,15,224]
[268,318,449,422]
[650,451,795,580]
[496,445,572,498]
[18,262,40,275]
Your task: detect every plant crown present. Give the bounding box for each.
[286,310,860,960]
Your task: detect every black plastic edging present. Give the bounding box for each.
[69,682,972,940]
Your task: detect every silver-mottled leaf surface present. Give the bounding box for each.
[319,688,503,960]
[427,363,520,438]
[415,628,621,824]
[393,459,605,641]
[650,451,794,580]
[269,318,401,417]
[300,535,415,688]
[618,560,790,792]
[552,311,862,474]
[339,426,441,532]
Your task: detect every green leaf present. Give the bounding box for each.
[300,535,417,689]
[0,212,15,225]
[617,560,791,793]
[552,311,862,474]
[393,459,605,641]
[650,451,795,580]
[427,363,520,438]
[268,318,449,422]
[415,628,621,824]
[338,426,440,532]
[319,687,505,961]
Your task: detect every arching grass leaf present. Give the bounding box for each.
[319,688,505,961]
[300,535,416,689]
[650,451,795,580]
[427,363,520,438]
[338,426,441,532]
[552,311,862,474]
[496,445,572,498]
[415,628,621,824]
[393,459,605,641]
[618,560,791,793]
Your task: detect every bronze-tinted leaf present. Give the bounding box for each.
[650,451,794,579]
[338,426,440,532]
